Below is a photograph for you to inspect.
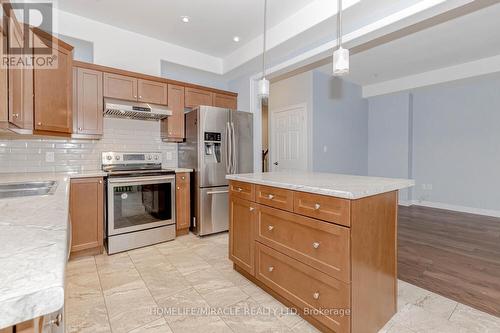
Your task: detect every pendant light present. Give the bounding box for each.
[258,0,270,99]
[333,0,349,76]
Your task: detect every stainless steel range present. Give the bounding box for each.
[102,152,176,254]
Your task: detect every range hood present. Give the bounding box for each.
[104,98,172,121]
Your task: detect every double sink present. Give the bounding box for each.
[0,181,58,199]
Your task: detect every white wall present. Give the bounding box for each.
[368,92,411,202]
[368,73,500,214]
[52,9,222,76]
[312,71,368,175]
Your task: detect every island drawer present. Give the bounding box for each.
[255,185,294,212]
[229,181,255,201]
[255,204,350,282]
[255,242,351,333]
[294,191,351,227]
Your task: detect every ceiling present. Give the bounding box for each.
[337,3,500,86]
[52,0,314,57]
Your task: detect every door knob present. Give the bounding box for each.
[268,266,274,272]
[312,242,320,249]
[249,207,255,212]
[313,292,320,300]
[314,203,321,210]
[268,194,274,200]
[268,225,274,231]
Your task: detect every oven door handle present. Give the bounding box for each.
[108,175,175,184]
[207,190,229,195]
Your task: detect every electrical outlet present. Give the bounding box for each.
[166,152,173,161]
[45,151,55,163]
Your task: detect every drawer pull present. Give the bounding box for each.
[249,207,255,212]
[268,225,274,231]
[268,194,275,200]
[314,203,321,210]
[313,292,320,300]
[268,266,274,272]
[312,242,320,249]
[236,187,243,192]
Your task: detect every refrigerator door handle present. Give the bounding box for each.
[230,122,237,174]
[225,122,232,174]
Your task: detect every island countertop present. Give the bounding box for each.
[226,171,414,199]
[0,171,106,329]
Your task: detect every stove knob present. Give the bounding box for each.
[147,155,152,161]
[154,155,159,161]
[115,155,121,161]
[106,155,112,161]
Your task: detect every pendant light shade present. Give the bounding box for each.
[333,46,349,76]
[258,77,270,98]
[259,0,269,99]
[333,0,349,76]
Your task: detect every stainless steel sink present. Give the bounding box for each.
[0,181,58,199]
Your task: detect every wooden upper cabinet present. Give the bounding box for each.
[103,73,138,101]
[70,177,104,254]
[185,87,213,108]
[73,67,103,136]
[8,22,33,131]
[0,26,7,123]
[138,79,167,105]
[162,84,185,141]
[213,93,237,110]
[33,30,74,134]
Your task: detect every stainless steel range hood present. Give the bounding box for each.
[104,98,172,121]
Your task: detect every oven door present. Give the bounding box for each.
[107,175,175,236]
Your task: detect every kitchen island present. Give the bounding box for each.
[226,172,414,333]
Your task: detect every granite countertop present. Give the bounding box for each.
[0,171,106,328]
[226,172,415,199]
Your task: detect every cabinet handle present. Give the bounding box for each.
[314,203,321,210]
[12,113,19,118]
[37,122,42,126]
[177,186,181,190]
[99,180,103,184]
[181,176,185,180]
[139,95,142,99]
[312,242,320,249]
[49,313,63,327]
[313,292,320,300]
[249,207,255,212]
[268,225,274,231]
[268,266,274,272]
[236,187,243,192]
[78,127,83,131]
[268,194,274,200]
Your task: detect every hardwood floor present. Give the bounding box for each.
[398,205,500,317]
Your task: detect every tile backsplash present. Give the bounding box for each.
[0,118,178,173]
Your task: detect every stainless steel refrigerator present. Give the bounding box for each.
[178,106,253,236]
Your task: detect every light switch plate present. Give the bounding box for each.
[45,151,55,163]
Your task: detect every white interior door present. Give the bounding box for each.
[270,104,307,172]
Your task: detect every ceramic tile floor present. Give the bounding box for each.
[65,232,500,333]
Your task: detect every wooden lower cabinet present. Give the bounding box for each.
[229,196,255,275]
[228,180,399,333]
[70,177,104,257]
[176,173,191,235]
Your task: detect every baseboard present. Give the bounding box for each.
[400,200,500,218]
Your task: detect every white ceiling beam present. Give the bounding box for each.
[362,54,500,97]
[222,0,360,74]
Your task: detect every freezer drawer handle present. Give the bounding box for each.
[207,190,229,195]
